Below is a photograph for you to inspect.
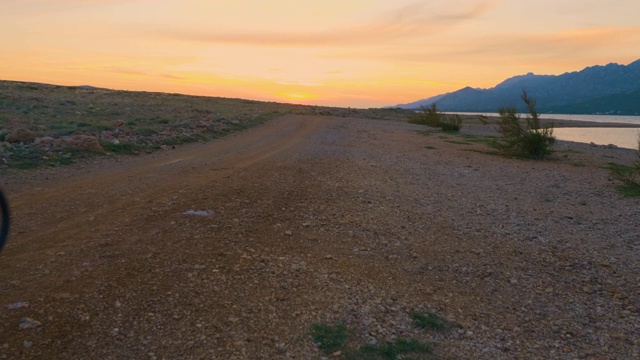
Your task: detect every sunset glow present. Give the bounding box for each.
[1,0,639,107]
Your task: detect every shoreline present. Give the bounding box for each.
[455,114,640,128]
[457,115,640,149]
[543,118,640,128]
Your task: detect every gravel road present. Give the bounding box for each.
[1,115,639,359]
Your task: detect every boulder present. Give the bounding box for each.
[5,128,36,144]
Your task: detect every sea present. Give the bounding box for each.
[452,113,640,149]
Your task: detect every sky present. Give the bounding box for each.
[1,0,639,108]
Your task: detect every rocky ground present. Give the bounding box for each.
[1,115,639,359]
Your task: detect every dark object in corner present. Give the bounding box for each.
[0,189,10,253]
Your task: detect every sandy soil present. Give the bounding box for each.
[1,115,639,359]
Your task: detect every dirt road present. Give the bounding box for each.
[1,115,639,359]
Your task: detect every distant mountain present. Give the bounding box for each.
[393,59,640,115]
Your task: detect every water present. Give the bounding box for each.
[553,128,640,149]
[451,112,640,149]
[538,114,640,125]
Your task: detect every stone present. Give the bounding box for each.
[18,317,42,330]
[6,302,29,310]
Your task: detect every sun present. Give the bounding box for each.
[275,91,319,103]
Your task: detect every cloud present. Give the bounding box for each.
[1,0,139,17]
[21,0,135,3]
[160,0,502,47]
[530,27,640,47]
[100,67,184,80]
[322,25,640,67]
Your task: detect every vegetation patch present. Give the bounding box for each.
[310,308,462,359]
[410,104,462,132]
[410,309,460,331]
[310,322,350,354]
[353,338,433,360]
[463,149,501,156]
[615,183,640,197]
[101,142,142,155]
[460,134,497,144]
[444,140,472,145]
[607,137,640,196]
[559,149,582,154]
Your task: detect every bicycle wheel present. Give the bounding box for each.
[0,189,9,252]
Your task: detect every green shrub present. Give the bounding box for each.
[495,90,555,159]
[440,114,463,132]
[409,104,440,126]
[609,135,640,196]
[410,104,462,132]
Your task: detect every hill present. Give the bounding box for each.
[0,80,412,169]
[395,59,640,115]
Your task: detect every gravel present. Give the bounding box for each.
[1,115,639,359]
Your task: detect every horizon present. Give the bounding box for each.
[1,1,639,108]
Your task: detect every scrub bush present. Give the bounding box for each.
[495,90,554,159]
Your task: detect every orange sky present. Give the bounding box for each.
[1,0,639,108]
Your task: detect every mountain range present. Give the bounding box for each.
[393,59,640,115]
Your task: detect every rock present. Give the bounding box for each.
[183,210,214,217]
[6,128,36,144]
[6,302,29,310]
[213,124,228,132]
[33,137,55,149]
[23,341,33,349]
[53,293,72,299]
[69,135,104,152]
[18,317,42,330]
[195,121,211,128]
[284,230,293,236]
